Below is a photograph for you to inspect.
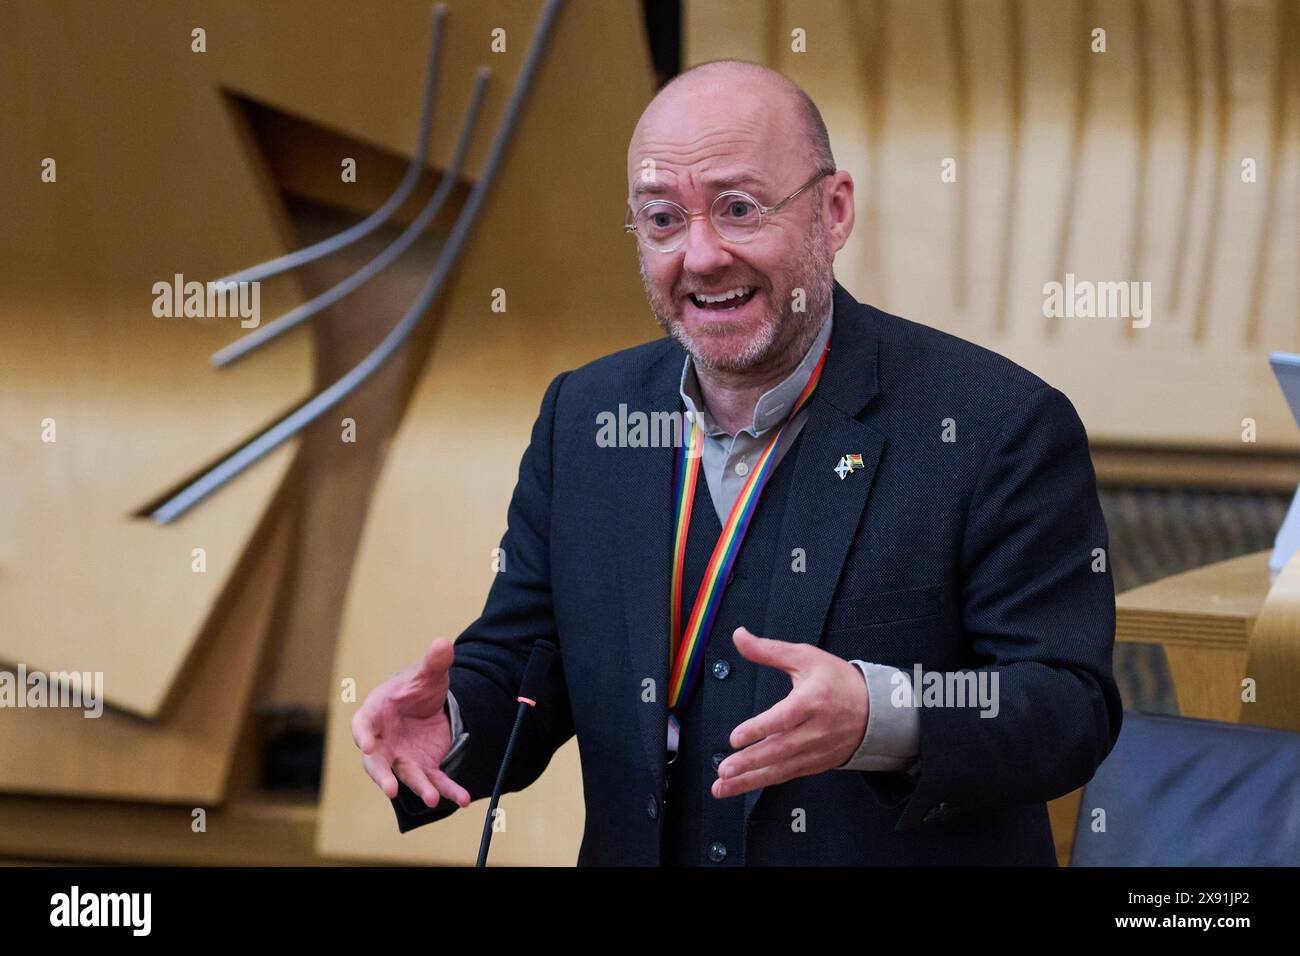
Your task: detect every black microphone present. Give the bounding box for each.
[475,639,557,867]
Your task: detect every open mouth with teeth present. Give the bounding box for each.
[685,286,759,313]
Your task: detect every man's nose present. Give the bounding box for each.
[680,216,733,275]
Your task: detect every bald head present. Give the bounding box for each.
[644,60,835,174]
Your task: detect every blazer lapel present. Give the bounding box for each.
[616,342,685,793]
[744,282,886,822]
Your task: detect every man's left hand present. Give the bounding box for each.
[713,626,869,799]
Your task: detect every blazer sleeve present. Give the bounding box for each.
[391,371,576,834]
[870,384,1123,831]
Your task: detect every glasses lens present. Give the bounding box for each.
[635,202,687,251]
[711,192,762,242]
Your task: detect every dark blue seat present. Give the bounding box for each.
[1070,711,1300,866]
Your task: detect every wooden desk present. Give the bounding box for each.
[1116,549,1271,722]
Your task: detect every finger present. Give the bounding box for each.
[392,758,443,808]
[430,768,472,809]
[717,724,818,782]
[731,627,807,674]
[362,752,400,798]
[729,692,811,750]
[712,754,816,799]
[419,637,455,681]
[351,705,384,754]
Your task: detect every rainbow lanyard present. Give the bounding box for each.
[667,344,829,744]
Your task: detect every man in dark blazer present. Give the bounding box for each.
[352,59,1121,865]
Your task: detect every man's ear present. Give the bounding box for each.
[825,171,855,254]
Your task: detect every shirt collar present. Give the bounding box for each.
[679,300,834,439]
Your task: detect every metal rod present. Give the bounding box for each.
[210,67,491,368]
[150,0,566,524]
[212,4,447,286]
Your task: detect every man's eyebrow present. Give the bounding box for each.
[705,171,769,192]
[630,171,770,200]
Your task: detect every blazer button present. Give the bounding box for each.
[708,841,728,863]
[711,659,730,680]
[646,794,658,820]
[711,752,725,770]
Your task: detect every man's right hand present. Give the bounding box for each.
[352,637,472,810]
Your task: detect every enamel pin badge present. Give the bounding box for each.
[834,453,865,480]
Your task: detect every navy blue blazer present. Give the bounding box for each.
[391,280,1122,865]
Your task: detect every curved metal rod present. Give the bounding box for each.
[210,67,491,368]
[212,3,447,286]
[150,0,565,524]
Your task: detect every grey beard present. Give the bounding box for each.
[637,235,833,376]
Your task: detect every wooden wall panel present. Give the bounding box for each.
[0,1,312,717]
[202,1,557,204]
[0,497,291,802]
[316,0,657,865]
[685,0,1300,449]
[254,193,460,715]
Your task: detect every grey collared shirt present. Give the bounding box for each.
[439,302,920,784]
[678,304,833,525]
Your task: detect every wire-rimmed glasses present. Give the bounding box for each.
[624,167,835,253]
